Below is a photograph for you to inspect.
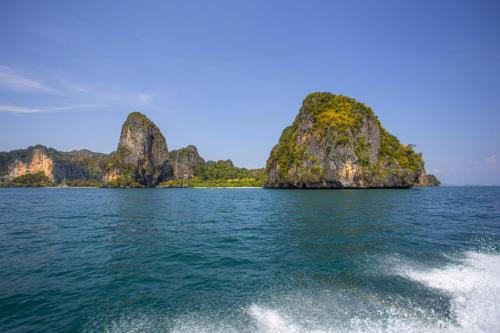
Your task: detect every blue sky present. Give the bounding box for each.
[0,0,499,185]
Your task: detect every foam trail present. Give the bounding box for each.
[401,251,500,333]
[90,251,500,333]
[244,251,500,333]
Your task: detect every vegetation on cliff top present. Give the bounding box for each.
[126,112,156,127]
[305,92,377,130]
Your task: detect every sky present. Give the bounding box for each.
[0,0,499,185]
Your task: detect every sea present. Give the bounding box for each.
[0,186,499,333]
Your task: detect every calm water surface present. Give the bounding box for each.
[0,187,499,332]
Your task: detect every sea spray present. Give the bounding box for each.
[91,251,500,333]
[400,251,500,333]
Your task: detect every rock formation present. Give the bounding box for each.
[105,112,171,186]
[0,145,107,183]
[0,102,439,188]
[6,147,55,181]
[168,145,206,180]
[265,92,438,188]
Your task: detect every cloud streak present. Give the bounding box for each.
[0,65,166,114]
[0,66,57,94]
[0,104,96,113]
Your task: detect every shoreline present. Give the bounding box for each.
[0,185,448,189]
[191,186,261,189]
[1,185,263,189]
[159,186,262,189]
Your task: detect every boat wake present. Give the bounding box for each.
[90,251,500,333]
[397,251,500,333]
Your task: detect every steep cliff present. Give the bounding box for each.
[0,101,439,188]
[6,147,55,181]
[168,145,206,180]
[105,112,171,187]
[266,92,436,188]
[0,145,108,184]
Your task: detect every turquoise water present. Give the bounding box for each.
[0,187,499,333]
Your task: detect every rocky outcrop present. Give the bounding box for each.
[105,112,171,186]
[418,173,441,187]
[265,92,435,188]
[168,145,205,180]
[0,145,107,183]
[6,147,55,181]
[1,101,439,188]
[0,112,267,187]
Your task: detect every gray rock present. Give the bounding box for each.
[1,145,108,183]
[169,145,206,180]
[265,92,430,188]
[105,112,171,186]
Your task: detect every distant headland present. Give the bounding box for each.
[0,93,439,188]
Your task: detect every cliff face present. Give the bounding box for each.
[6,148,55,182]
[105,112,171,186]
[1,103,439,188]
[266,93,434,188]
[0,145,108,183]
[168,145,206,180]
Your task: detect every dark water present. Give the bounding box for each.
[0,187,499,333]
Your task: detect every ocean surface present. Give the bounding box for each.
[0,187,499,333]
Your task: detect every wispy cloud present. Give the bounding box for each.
[0,104,95,113]
[0,65,167,113]
[0,66,57,94]
[62,81,156,106]
[133,92,153,104]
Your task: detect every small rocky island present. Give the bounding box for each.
[265,93,439,188]
[0,93,439,188]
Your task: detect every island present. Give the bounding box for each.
[0,93,439,188]
[265,93,439,188]
[0,112,265,188]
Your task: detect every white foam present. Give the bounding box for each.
[247,304,303,333]
[88,251,500,333]
[245,304,439,333]
[242,251,500,333]
[400,251,500,333]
